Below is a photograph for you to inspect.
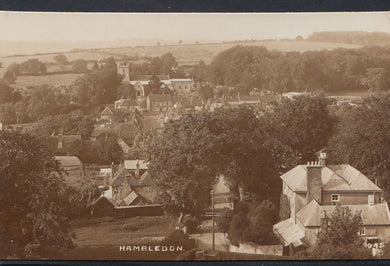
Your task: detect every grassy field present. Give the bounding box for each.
[0,40,362,77]
[11,73,83,88]
[50,215,179,260]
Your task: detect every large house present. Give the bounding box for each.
[170,78,194,95]
[273,153,390,251]
[147,94,179,113]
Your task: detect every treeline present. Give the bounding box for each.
[307,31,390,46]
[192,45,390,94]
[128,52,185,78]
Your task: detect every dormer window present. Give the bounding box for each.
[331,194,340,205]
[358,227,366,236]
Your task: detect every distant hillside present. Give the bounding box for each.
[307,31,390,46]
[0,40,362,77]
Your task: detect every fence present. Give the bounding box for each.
[229,242,283,256]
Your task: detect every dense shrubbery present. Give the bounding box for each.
[161,229,195,251]
[227,201,280,246]
[215,208,233,234]
[183,216,201,234]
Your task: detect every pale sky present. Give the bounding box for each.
[0,11,389,42]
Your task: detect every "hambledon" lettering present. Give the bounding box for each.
[119,245,183,252]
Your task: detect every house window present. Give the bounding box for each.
[368,195,375,205]
[358,227,366,236]
[331,194,340,205]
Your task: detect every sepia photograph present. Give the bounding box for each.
[1,11,390,261]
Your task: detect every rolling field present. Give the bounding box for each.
[11,73,83,88]
[0,40,362,77]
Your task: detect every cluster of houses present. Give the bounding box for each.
[89,159,163,217]
[2,59,386,255]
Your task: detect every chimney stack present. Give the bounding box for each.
[319,152,327,167]
[306,161,322,205]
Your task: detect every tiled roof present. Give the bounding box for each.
[55,156,82,167]
[273,218,305,247]
[149,94,173,102]
[281,164,381,192]
[170,78,193,82]
[115,99,140,107]
[131,74,170,81]
[297,200,390,227]
[139,171,152,186]
[111,167,128,187]
[121,191,139,206]
[124,160,148,170]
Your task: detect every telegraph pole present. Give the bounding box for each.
[211,189,215,251]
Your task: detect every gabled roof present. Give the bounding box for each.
[100,105,115,115]
[55,156,82,167]
[281,164,381,192]
[297,200,390,227]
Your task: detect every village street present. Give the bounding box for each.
[189,219,230,251]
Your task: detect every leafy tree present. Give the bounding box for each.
[64,180,100,218]
[19,59,46,74]
[82,134,122,164]
[0,131,74,258]
[228,201,279,246]
[0,80,19,103]
[111,109,131,124]
[3,63,20,83]
[261,95,336,164]
[302,205,371,259]
[147,106,281,219]
[327,94,390,201]
[54,54,68,65]
[92,62,99,71]
[192,60,208,82]
[116,83,136,100]
[361,68,390,92]
[197,84,214,101]
[215,208,233,234]
[146,75,164,95]
[71,59,88,73]
[74,66,121,106]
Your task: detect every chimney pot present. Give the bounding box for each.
[319,152,327,167]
